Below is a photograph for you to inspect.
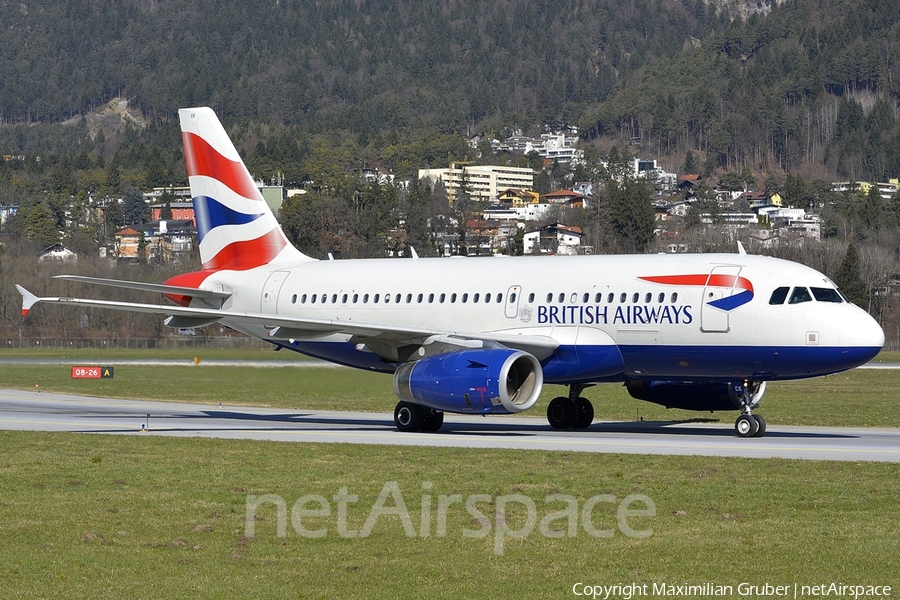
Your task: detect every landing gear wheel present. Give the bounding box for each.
[547,397,573,429]
[394,401,424,432]
[571,397,594,429]
[420,410,444,432]
[735,414,760,438]
[752,414,766,437]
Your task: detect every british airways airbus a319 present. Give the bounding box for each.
[17,107,885,438]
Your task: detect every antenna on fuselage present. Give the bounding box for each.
[737,241,747,256]
[410,247,419,260]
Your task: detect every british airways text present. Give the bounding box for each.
[537,304,694,325]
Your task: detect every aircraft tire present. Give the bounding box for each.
[735,414,759,438]
[547,397,574,429]
[394,401,425,432]
[571,397,594,429]
[752,414,766,437]
[420,410,444,432]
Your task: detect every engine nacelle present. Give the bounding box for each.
[393,348,543,415]
[626,380,765,412]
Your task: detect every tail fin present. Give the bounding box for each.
[178,107,312,270]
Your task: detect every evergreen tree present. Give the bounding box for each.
[122,186,149,226]
[603,177,655,252]
[26,203,61,248]
[834,244,867,308]
[682,151,699,174]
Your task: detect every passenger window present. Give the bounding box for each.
[374,294,380,303]
[487,293,493,303]
[607,293,614,303]
[291,294,298,304]
[406,293,412,303]
[595,293,602,302]
[395,294,401,303]
[362,294,368,303]
[789,287,813,304]
[645,293,652,303]
[428,293,434,303]
[658,293,664,303]
[558,293,565,303]
[451,293,457,303]
[417,293,423,303]
[497,294,503,303]
[769,287,789,305]
[583,293,589,303]
[510,292,517,303]
[341,293,348,303]
[311,294,318,303]
[811,287,843,303]
[301,294,308,303]
[440,293,446,303]
[384,294,390,304]
[473,293,480,303]
[352,293,358,303]
[671,292,678,303]
[632,293,639,303]
[526,293,532,303]
[619,293,626,303]
[331,294,337,303]
[546,293,553,302]
[462,293,468,303]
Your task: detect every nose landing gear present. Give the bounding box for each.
[734,380,767,438]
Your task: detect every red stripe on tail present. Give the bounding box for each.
[203,229,288,271]
[182,131,263,202]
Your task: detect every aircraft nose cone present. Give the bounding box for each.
[838,306,884,362]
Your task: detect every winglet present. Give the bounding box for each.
[15,285,40,316]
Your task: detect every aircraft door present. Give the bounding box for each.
[505,285,522,319]
[261,271,290,314]
[700,265,742,333]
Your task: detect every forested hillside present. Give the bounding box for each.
[1,0,898,181]
[0,0,725,130]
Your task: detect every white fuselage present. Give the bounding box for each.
[194,252,884,384]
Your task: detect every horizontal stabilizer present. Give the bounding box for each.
[53,275,231,300]
[15,285,39,316]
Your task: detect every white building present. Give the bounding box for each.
[524,223,583,254]
[419,165,534,205]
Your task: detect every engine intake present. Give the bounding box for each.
[393,348,543,414]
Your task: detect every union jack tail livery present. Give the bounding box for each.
[178,107,311,270]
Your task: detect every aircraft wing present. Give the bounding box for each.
[51,275,232,300]
[15,286,559,358]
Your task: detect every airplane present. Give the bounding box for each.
[17,107,885,438]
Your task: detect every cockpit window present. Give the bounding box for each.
[769,287,789,305]
[811,287,844,303]
[788,287,813,304]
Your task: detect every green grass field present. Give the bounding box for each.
[1,431,898,599]
[1,348,898,598]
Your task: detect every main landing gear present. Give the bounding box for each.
[546,384,595,429]
[393,401,444,433]
[734,379,767,438]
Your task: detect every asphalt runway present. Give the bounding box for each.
[2,387,898,462]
